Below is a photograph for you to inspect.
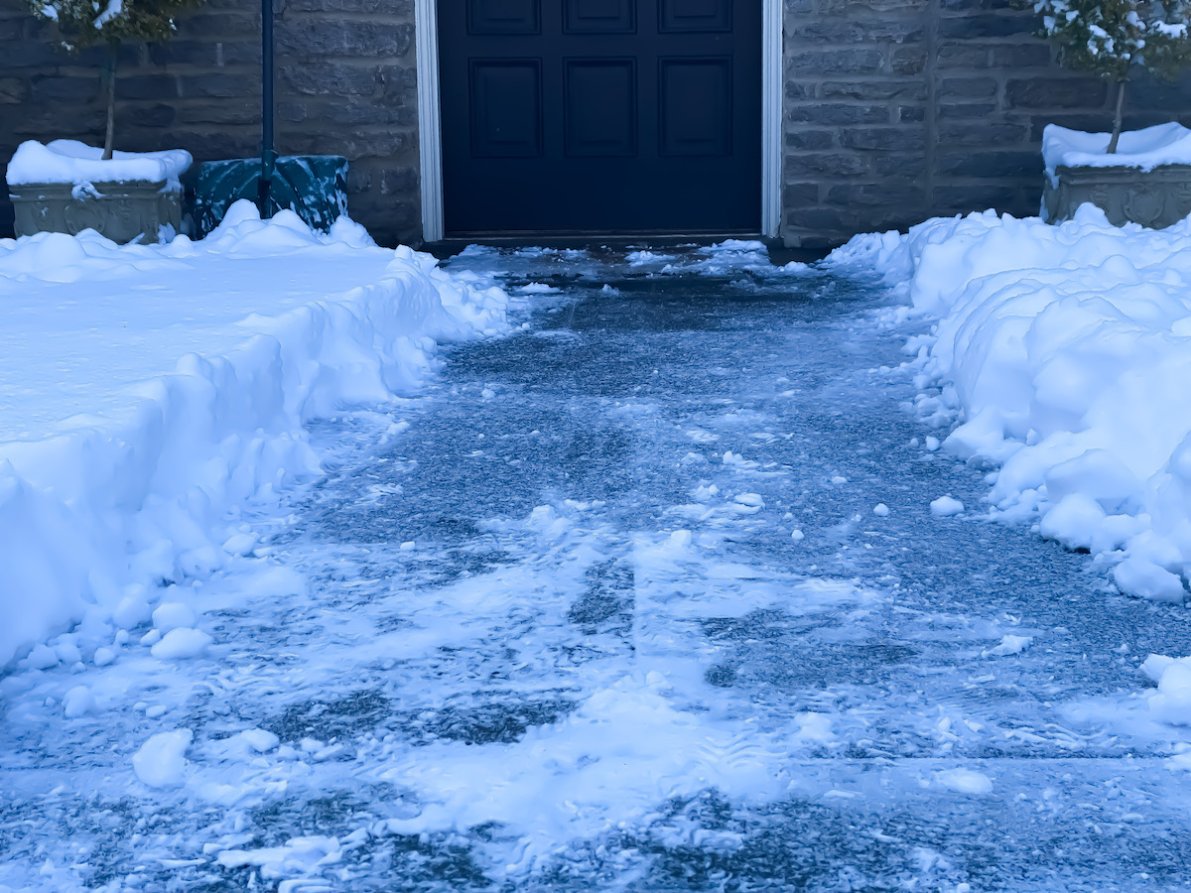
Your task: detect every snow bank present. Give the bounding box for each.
[1043,123,1191,185]
[0,202,508,666]
[6,139,192,188]
[834,205,1191,602]
[1141,654,1191,726]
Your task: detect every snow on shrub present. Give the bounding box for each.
[27,0,205,158]
[832,206,1191,603]
[1025,0,1191,152]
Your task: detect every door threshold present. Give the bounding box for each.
[421,234,828,266]
[423,232,768,259]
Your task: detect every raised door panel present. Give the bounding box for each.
[467,0,541,34]
[469,61,543,157]
[659,0,731,32]
[659,58,732,156]
[564,0,636,33]
[565,60,637,156]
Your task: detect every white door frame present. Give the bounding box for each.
[414,0,783,242]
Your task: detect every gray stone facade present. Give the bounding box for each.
[3,0,1191,248]
[781,0,1191,248]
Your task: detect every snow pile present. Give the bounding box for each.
[6,139,192,188]
[1141,654,1191,726]
[1042,123,1191,185]
[836,205,1191,602]
[0,201,508,665]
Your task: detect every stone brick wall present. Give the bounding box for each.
[0,0,420,245]
[781,0,1191,249]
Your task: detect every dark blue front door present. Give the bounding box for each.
[438,0,762,236]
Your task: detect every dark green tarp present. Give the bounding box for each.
[188,155,349,238]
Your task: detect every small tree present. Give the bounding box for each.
[28,0,204,159]
[1030,0,1191,152]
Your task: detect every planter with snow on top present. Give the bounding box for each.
[6,140,192,244]
[1041,124,1191,230]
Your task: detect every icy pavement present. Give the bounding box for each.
[5,243,1191,891]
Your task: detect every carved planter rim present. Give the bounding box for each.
[1042,161,1191,230]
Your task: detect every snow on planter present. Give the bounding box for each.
[0,201,509,666]
[830,205,1191,603]
[1042,123,1191,186]
[5,139,192,188]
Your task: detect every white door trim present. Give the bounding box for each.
[762,0,783,238]
[415,0,444,243]
[415,0,782,242]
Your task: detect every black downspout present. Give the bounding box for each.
[258,0,277,217]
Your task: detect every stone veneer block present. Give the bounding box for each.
[10,180,183,243]
[1043,164,1191,229]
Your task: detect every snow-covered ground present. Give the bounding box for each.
[833,205,1191,605]
[7,213,1191,889]
[4,238,1191,891]
[0,201,508,667]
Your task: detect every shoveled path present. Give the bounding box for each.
[4,245,1191,892]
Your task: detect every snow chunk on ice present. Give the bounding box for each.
[514,282,561,294]
[62,685,96,718]
[1142,654,1191,726]
[221,532,258,556]
[930,496,964,517]
[132,729,192,788]
[150,627,212,660]
[982,634,1032,657]
[23,644,59,670]
[934,768,993,795]
[239,728,280,753]
[873,503,890,517]
[217,836,342,882]
[1113,558,1186,603]
[151,601,197,633]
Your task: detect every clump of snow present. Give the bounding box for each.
[834,205,1191,602]
[150,627,212,660]
[6,140,192,189]
[930,496,964,518]
[151,602,196,633]
[218,836,343,882]
[132,728,192,788]
[1142,654,1191,725]
[0,201,509,666]
[983,634,1032,657]
[873,502,890,516]
[934,767,993,795]
[62,684,96,718]
[1043,123,1191,186]
[239,728,280,753]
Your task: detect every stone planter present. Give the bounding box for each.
[9,180,184,244]
[1043,164,1191,229]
